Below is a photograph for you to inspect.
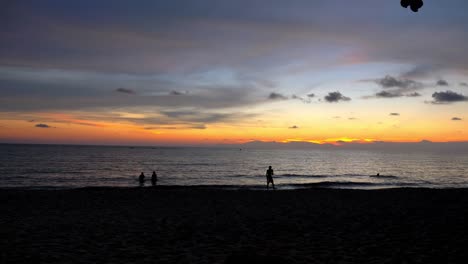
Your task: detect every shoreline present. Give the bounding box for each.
[3,187,468,263]
[1,184,466,191]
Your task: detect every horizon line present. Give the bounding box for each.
[2,139,468,149]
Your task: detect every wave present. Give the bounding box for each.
[369,174,398,179]
[279,174,329,178]
[285,181,422,189]
[19,169,84,174]
[222,174,384,179]
[0,180,436,191]
[277,173,399,179]
[157,182,402,189]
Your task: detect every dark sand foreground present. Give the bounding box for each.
[2,187,468,263]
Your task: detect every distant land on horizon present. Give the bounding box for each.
[226,140,468,151]
[2,140,468,151]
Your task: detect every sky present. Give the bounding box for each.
[1,0,467,146]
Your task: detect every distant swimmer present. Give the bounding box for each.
[139,172,145,186]
[371,173,397,179]
[266,166,275,189]
[151,171,158,186]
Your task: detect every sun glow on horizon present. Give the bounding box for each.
[1,111,466,146]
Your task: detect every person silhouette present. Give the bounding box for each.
[139,172,145,186]
[266,166,275,189]
[151,171,158,186]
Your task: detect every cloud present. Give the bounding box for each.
[324,91,351,103]
[375,91,402,98]
[67,120,106,127]
[68,110,255,130]
[348,117,357,120]
[307,93,315,98]
[0,70,260,111]
[3,1,468,136]
[291,94,302,100]
[291,94,311,103]
[160,110,256,124]
[115,88,135,94]
[431,90,468,104]
[288,125,299,129]
[3,1,468,79]
[9,113,108,128]
[236,74,277,89]
[373,90,422,98]
[268,92,288,100]
[436,80,449,86]
[22,108,250,131]
[145,124,206,130]
[460,82,468,87]
[190,124,207,129]
[452,117,462,121]
[389,113,400,116]
[406,92,421,97]
[365,75,424,99]
[401,65,438,79]
[375,75,421,89]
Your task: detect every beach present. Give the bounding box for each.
[2,187,468,263]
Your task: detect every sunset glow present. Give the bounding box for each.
[1,1,467,146]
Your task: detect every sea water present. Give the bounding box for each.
[1,144,467,189]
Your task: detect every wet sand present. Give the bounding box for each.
[2,187,468,263]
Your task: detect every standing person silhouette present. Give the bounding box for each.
[266,166,275,189]
[151,171,158,186]
[139,172,145,186]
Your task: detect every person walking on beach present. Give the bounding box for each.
[139,172,145,186]
[151,171,158,186]
[266,166,275,189]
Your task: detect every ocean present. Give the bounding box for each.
[1,144,467,189]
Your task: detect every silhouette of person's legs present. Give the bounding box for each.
[270,179,275,190]
[266,178,275,190]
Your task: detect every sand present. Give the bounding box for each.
[2,187,468,263]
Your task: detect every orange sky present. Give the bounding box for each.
[1,108,466,145]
